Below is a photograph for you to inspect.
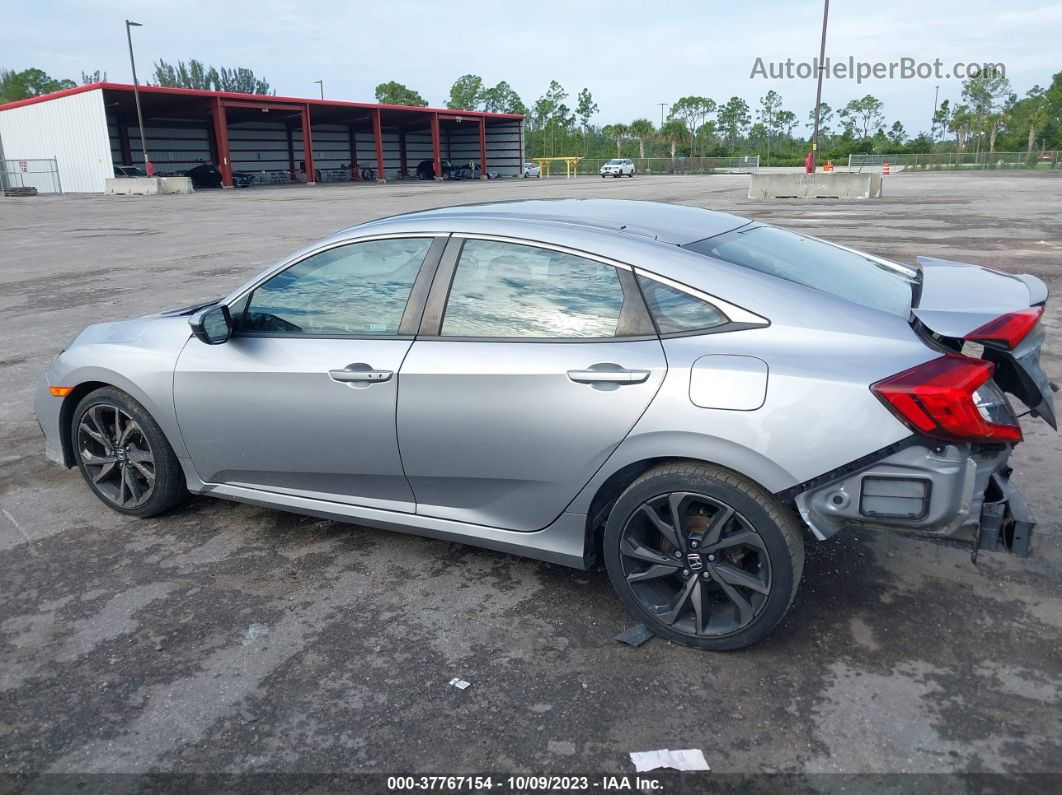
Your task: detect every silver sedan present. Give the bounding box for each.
[34,199,1055,650]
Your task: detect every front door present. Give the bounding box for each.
[397,236,667,531]
[175,235,443,511]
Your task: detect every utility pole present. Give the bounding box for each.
[657,102,668,128]
[811,0,830,171]
[314,80,324,100]
[931,84,940,141]
[125,20,152,176]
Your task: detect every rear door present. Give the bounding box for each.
[396,236,667,531]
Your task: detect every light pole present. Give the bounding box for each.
[125,20,152,175]
[314,80,324,100]
[657,102,668,128]
[811,0,830,171]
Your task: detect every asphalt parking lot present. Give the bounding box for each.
[1,172,1060,784]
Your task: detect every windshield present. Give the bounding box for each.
[608,159,624,164]
[683,224,915,316]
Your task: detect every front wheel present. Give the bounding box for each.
[603,462,804,651]
[71,387,187,517]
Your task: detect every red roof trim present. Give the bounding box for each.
[0,82,525,120]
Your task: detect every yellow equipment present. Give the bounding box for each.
[532,157,583,178]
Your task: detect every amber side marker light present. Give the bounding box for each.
[49,386,74,397]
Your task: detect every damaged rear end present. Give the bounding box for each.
[797,257,1055,558]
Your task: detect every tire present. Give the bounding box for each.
[628,171,634,177]
[70,386,186,518]
[601,174,606,178]
[603,462,804,651]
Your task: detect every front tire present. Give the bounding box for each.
[71,387,186,517]
[603,462,804,651]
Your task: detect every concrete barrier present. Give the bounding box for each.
[105,177,194,195]
[748,172,882,199]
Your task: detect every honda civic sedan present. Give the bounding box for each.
[34,199,1055,650]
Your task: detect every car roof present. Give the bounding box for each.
[357,199,750,245]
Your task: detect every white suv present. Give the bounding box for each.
[601,158,635,178]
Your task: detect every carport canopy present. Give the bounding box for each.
[93,83,523,186]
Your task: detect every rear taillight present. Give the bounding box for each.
[871,355,1022,444]
[965,307,1043,349]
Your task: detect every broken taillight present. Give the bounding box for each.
[964,307,1043,349]
[871,355,1022,444]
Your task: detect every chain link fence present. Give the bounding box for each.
[1,158,62,195]
[530,155,759,176]
[848,151,1059,171]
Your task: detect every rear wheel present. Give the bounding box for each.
[603,462,804,650]
[71,387,186,517]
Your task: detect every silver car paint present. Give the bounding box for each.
[34,200,1043,570]
[913,256,1046,337]
[397,338,666,531]
[796,443,1010,542]
[173,336,417,512]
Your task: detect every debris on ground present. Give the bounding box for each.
[243,623,269,645]
[615,624,654,647]
[629,749,710,772]
[449,677,471,690]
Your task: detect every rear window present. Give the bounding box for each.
[683,225,915,316]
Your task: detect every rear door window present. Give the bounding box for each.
[683,225,915,316]
[440,239,646,338]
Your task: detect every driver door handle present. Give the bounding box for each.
[329,365,393,384]
[567,367,650,385]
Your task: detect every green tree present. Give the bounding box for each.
[659,118,686,159]
[775,109,797,140]
[717,96,750,153]
[602,123,628,157]
[931,98,950,142]
[374,81,428,107]
[757,90,783,160]
[576,88,598,131]
[81,70,106,85]
[962,68,1012,154]
[670,96,716,156]
[887,121,907,147]
[446,74,484,110]
[806,101,834,141]
[1008,86,1050,154]
[0,68,75,103]
[481,81,525,114]
[839,95,885,140]
[153,59,271,94]
[628,118,655,159]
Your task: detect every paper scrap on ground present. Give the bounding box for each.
[629,749,710,772]
[449,677,471,690]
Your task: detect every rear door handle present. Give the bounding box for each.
[567,367,651,385]
[329,364,393,384]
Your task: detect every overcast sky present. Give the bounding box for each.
[7,0,1061,134]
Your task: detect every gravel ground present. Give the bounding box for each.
[0,171,1060,789]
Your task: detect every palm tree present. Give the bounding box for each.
[628,118,655,160]
[659,119,686,160]
[602,123,628,157]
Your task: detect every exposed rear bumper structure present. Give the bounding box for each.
[794,441,1034,557]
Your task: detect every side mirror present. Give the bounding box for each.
[189,304,232,345]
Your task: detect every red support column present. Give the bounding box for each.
[211,98,233,188]
[372,109,386,183]
[478,117,488,180]
[430,112,442,181]
[301,105,316,185]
